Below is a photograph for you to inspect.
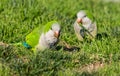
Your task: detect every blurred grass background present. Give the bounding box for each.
[0,0,120,76]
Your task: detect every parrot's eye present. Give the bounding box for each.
[83,15,86,18]
[50,27,53,30]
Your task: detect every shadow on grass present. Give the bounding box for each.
[96,26,120,40]
[96,32,109,40]
[55,45,80,52]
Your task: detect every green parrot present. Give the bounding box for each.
[23,21,61,52]
[73,10,97,41]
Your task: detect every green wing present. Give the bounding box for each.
[25,20,58,49]
[25,27,42,48]
[43,21,58,33]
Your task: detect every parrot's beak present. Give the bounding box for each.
[54,31,60,38]
[77,18,82,23]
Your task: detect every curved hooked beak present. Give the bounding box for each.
[54,31,60,38]
[77,18,82,23]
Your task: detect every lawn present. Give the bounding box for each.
[0,0,120,76]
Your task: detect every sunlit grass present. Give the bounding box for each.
[0,0,120,76]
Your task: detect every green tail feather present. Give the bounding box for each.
[11,42,32,49]
[22,42,32,49]
[12,42,22,46]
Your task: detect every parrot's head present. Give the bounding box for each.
[77,10,86,24]
[44,21,61,38]
[51,23,61,38]
[76,10,92,25]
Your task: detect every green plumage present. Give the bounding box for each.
[25,21,58,49]
[26,27,41,48]
[43,21,58,33]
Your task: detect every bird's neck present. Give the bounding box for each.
[45,30,54,37]
[82,17,92,29]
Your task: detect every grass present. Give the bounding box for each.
[0,0,120,76]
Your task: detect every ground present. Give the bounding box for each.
[0,0,120,76]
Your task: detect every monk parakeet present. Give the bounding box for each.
[73,10,97,41]
[23,21,61,51]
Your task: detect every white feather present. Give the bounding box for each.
[36,24,60,51]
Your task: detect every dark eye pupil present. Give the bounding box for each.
[84,15,86,17]
[51,27,52,30]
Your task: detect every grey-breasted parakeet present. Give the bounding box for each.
[73,10,97,41]
[23,21,61,52]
